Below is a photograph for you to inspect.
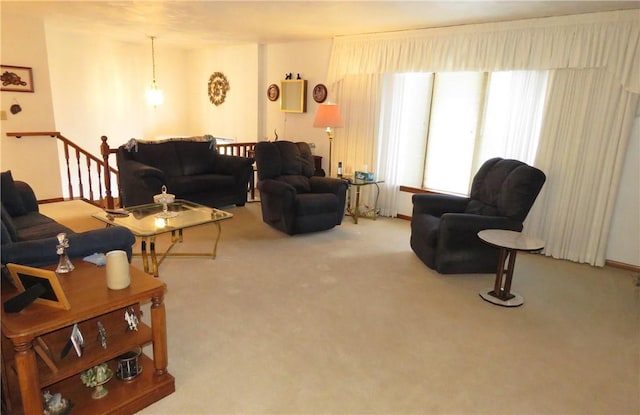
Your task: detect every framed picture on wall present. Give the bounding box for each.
[1,65,34,92]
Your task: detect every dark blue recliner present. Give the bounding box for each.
[255,141,348,235]
[410,158,546,274]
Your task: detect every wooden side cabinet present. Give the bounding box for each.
[1,262,175,414]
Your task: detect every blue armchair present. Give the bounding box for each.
[410,158,546,274]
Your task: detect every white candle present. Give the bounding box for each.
[106,250,131,290]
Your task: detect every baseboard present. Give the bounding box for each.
[605,260,640,273]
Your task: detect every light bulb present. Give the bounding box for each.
[146,81,164,106]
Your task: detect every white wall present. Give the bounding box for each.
[263,40,333,170]
[46,26,191,150]
[187,44,260,141]
[0,13,62,199]
[606,115,640,266]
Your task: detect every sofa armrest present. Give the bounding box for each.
[309,177,348,195]
[121,160,165,180]
[212,154,255,177]
[258,178,296,198]
[1,227,136,268]
[438,213,523,251]
[412,193,470,217]
[14,181,39,213]
[118,160,167,207]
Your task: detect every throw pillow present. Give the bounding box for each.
[1,203,18,241]
[1,171,27,216]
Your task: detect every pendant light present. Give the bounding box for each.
[146,36,164,106]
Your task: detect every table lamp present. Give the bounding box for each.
[313,103,343,176]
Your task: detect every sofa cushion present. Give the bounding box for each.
[276,175,311,193]
[465,199,498,216]
[168,174,236,196]
[175,141,218,176]
[1,204,18,241]
[1,171,27,216]
[1,221,13,244]
[130,142,183,177]
[275,141,315,177]
[11,212,73,241]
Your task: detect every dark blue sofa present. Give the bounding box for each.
[1,171,136,268]
[116,137,254,208]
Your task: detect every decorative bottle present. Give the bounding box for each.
[337,162,343,178]
[55,233,74,273]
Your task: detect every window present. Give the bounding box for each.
[382,70,548,195]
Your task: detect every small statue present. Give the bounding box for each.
[42,390,72,415]
[55,233,74,273]
[297,73,301,79]
[285,72,292,80]
[125,307,139,331]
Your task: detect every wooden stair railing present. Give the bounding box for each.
[7,131,119,208]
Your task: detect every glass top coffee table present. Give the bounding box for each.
[92,200,233,277]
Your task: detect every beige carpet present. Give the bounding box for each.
[41,201,640,415]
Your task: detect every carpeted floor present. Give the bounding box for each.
[41,200,640,415]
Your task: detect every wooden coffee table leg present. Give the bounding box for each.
[141,238,150,274]
[211,222,223,259]
[150,236,159,278]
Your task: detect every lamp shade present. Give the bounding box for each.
[313,103,343,128]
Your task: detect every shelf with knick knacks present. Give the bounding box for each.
[0,262,174,414]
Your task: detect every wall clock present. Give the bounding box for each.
[312,83,327,103]
[208,72,230,106]
[267,84,279,101]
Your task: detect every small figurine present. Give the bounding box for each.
[297,73,301,79]
[42,390,72,415]
[97,321,107,349]
[285,72,292,80]
[55,233,74,273]
[125,307,139,331]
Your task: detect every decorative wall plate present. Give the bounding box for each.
[208,72,230,106]
[267,83,279,101]
[312,83,327,103]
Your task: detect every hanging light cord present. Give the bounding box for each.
[150,36,157,83]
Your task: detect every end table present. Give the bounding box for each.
[478,229,544,307]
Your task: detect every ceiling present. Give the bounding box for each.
[3,1,639,48]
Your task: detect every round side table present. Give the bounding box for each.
[478,229,544,307]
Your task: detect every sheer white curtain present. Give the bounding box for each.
[476,71,549,168]
[332,74,383,206]
[376,73,432,216]
[525,68,640,266]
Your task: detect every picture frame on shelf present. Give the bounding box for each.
[1,65,34,92]
[71,323,84,357]
[6,263,71,310]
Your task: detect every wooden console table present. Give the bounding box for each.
[1,262,175,414]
